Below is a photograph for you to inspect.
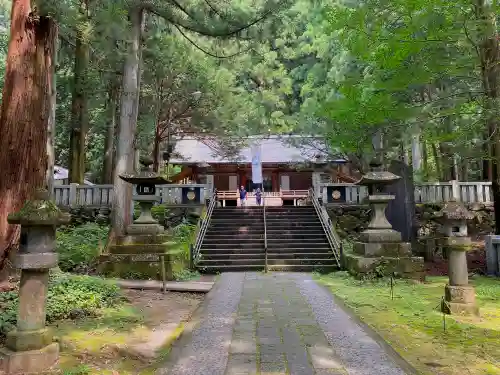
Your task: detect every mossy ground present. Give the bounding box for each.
[25,289,203,375]
[316,272,500,375]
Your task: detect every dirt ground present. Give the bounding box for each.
[53,289,206,375]
[122,289,205,327]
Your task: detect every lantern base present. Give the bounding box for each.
[344,251,425,280]
[443,285,479,316]
[126,223,165,235]
[0,342,59,375]
[358,228,402,243]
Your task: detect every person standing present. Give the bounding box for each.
[255,187,262,206]
[239,185,247,207]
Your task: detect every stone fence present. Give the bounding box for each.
[317,180,493,205]
[54,180,493,208]
[53,183,210,208]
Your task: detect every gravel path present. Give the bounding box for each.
[157,272,408,375]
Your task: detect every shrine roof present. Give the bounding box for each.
[169,135,347,165]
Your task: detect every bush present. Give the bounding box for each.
[0,271,123,337]
[57,223,109,273]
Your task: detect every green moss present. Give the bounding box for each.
[316,272,500,375]
[8,195,69,224]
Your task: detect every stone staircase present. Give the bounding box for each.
[196,206,339,272]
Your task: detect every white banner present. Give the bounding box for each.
[251,143,263,184]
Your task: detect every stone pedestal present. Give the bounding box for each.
[127,195,164,235]
[344,195,424,279]
[0,190,69,374]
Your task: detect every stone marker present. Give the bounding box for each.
[484,235,500,276]
[0,189,70,374]
[436,201,479,316]
[343,158,424,279]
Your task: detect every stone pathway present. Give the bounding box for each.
[157,273,408,375]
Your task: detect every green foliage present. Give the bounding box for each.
[56,223,109,273]
[0,272,123,337]
[169,221,200,280]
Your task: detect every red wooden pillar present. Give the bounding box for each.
[240,170,246,188]
[271,171,278,191]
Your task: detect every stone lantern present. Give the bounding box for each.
[343,158,424,278]
[119,158,170,235]
[436,201,479,316]
[0,189,70,374]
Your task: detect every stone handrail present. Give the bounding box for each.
[309,188,341,267]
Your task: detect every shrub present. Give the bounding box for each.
[56,223,109,273]
[0,271,123,337]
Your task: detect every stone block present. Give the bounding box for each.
[353,242,411,258]
[108,243,169,255]
[126,223,164,235]
[484,235,500,276]
[14,253,58,270]
[115,234,171,245]
[443,285,479,316]
[358,229,402,243]
[343,253,424,279]
[0,342,59,375]
[444,285,477,304]
[6,328,53,352]
[97,254,173,281]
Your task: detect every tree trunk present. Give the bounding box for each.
[432,142,442,179]
[476,0,500,234]
[422,140,428,178]
[153,133,161,173]
[112,6,144,235]
[0,0,57,274]
[102,75,119,183]
[47,35,58,196]
[411,129,422,178]
[68,25,90,184]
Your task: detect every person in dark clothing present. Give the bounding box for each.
[255,187,262,206]
[239,186,247,206]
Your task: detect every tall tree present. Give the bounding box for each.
[0,0,57,275]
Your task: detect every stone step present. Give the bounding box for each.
[202,239,265,245]
[206,226,265,232]
[201,243,265,250]
[200,247,332,254]
[266,237,328,243]
[197,258,338,267]
[204,233,325,240]
[197,264,338,273]
[265,229,325,234]
[266,243,330,249]
[201,252,335,260]
[200,248,265,254]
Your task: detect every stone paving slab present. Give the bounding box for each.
[157,272,409,375]
[116,279,214,293]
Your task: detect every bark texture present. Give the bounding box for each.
[68,24,90,184]
[112,7,144,235]
[0,0,57,273]
[102,75,120,183]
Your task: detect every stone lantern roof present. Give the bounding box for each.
[437,200,474,221]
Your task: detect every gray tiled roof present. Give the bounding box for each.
[169,135,346,164]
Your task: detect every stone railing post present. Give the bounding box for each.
[68,182,78,208]
[450,180,460,201]
[0,189,70,374]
